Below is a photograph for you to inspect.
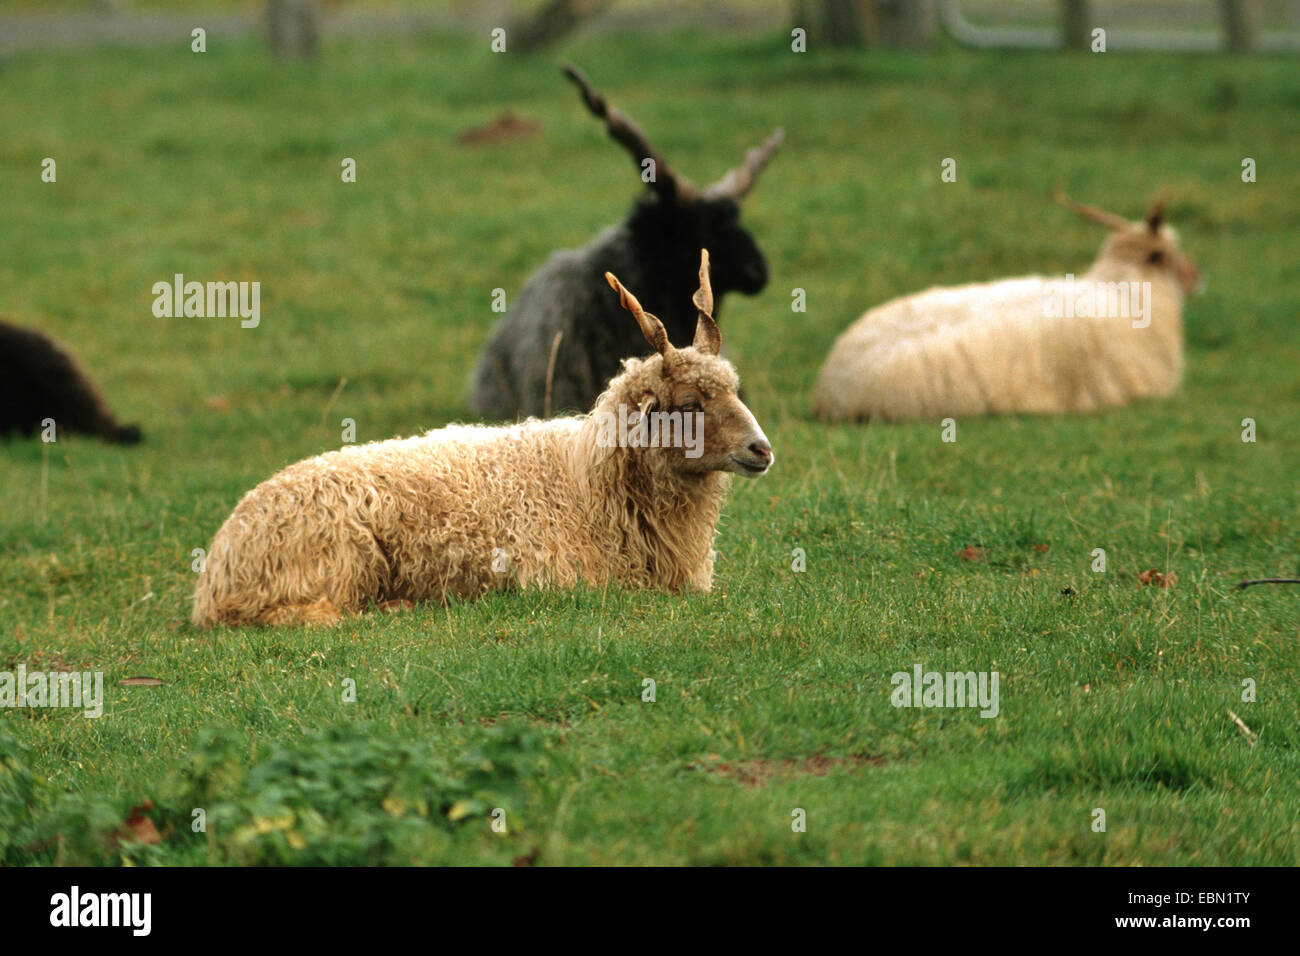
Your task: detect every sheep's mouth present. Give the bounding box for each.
[729,455,770,476]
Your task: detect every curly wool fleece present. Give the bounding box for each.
[193,351,738,628]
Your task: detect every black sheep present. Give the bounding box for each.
[468,64,782,420]
[0,321,142,445]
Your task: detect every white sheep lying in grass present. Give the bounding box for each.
[813,196,1201,423]
[193,250,774,628]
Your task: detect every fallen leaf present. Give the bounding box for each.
[457,111,541,145]
[447,800,476,821]
[205,395,231,412]
[123,801,161,845]
[957,546,986,562]
[1137,569,1177,588]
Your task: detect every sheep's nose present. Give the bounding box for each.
[749,439,773,464]
[743,262,768,292]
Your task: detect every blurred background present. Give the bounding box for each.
[4,1,1300,54]
[1,2,1298,867]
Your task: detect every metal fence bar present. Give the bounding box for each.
[939,0,1300,51]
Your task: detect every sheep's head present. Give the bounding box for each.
[564,63,781,297]
[1057,193,1202,295]
[602,250,774,479]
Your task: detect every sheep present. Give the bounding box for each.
[468,64,782,421]
[813,196,1202,423]
[0,321,142,444]
[193,250,775,628]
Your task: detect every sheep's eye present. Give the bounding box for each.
[1147,251,1165,264]
[678,400,702,414]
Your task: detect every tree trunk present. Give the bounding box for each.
[878,0,937,48]
[793,0,936,49]
[1221,0,1257,52]
[1061,0,1091,51]
[511,0,614,53]
[267,0,319,61]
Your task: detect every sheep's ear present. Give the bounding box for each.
[606,271,673,357]
[704,128,784,200]
[1145,197,1166,233]
[563,63,699,202]
[691,249,722,355]
[1054,192,1129,231]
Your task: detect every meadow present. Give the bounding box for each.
[0,29,1297,864]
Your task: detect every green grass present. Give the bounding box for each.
[1,30,1298,865]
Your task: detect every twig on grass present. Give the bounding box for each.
[1235,578,1300,590]
[1226,709,1257,746]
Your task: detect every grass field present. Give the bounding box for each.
[1,29,1298,865]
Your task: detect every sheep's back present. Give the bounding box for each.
[813,275,1182,422]
[195,419,587,621]
[468,230,649,419]
[328,418,578,540]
